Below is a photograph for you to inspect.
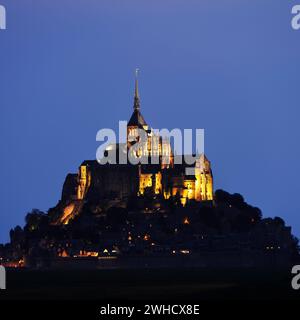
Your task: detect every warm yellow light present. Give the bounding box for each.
[183,217,190,225]
[143,234,150,241]
[60,203,75,225]
[61,250,68,257]
[180,249,190,254]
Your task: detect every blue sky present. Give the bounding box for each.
[0,0,299,243]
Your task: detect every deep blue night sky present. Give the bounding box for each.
[0,0,299,243]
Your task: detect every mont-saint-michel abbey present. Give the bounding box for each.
[2,1,300,305]
[55,77,214,225]
[1,76,298,270]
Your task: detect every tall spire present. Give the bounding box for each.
[128,68,147,127]
[134,68,140,110]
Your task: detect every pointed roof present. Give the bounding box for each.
[128,109,147,127]
[128,69,147,127]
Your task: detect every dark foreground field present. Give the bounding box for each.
[1,267,299,300]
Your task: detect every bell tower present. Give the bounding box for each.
[127,69,149,149]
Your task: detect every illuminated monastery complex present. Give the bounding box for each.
[4,77,297,271]
[55,77,213,225]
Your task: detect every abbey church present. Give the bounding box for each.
[54,77,214,225]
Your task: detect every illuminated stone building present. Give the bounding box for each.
[54,77,214,224]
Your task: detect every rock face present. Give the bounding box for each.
[50,162,140,225]
[61,174,78,202]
